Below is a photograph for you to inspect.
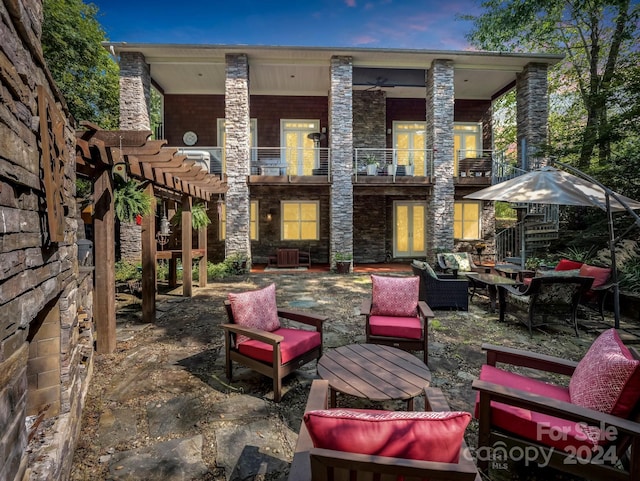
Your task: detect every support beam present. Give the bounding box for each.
[198,211,208,287]
[93,169,116,353]
[141,184,157,323]
[181,194,193,297]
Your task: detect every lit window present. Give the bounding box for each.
[219,201,258,240]
[454,201,481,240]
[281,201,319,240]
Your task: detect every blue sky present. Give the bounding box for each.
[90,0,480,50]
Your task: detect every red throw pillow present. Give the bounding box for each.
[569,329,640,417]
[304,409,471,463]
[579,264,611,289]
[370,275,419,317]
[555,259,583,271]
[227,283,280,343]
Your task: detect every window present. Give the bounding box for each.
[454,201,481,240]
[219,201,258,240]
[281,201,319,240]
[454,123,482,163]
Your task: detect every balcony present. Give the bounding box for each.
[353,148,433,185]
[454,149,493,186]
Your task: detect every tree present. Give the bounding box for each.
[42,0,119,129]
[464,0,639,169]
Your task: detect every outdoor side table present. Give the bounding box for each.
[317,344,431,410]
[465,272,519,311]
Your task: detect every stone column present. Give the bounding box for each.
[329,56,354,270]
[119,52,151,130]
[516,63,549,170]
[426,59,455,260]
[224,54,251,263]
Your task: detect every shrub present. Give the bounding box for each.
[115,260,141,282]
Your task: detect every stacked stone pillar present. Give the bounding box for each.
[224,54,252,263]
[119,52,151,130]
[516,63,549,169]
[329,56,354,270]
[426,60,455,259]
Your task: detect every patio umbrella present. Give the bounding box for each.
[464,164,640,328]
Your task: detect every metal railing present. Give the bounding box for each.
[249,147,331,178]
[353,148,434,180]
[455,149,493,178]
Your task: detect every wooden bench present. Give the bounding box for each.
[267,247,311,268]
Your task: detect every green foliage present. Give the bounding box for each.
[557,245,599,264]
[334,252,353,261]
[113,179,153,223]
[619,257,640,292]
[495,201,516,220]
[171,202,212,230]
[115,260,141,282]
[206,254,249,279]
[42,0,119,128]
[150,87,163,139]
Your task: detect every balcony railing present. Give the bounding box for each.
[353,148,434,180]
[249,147,331,178]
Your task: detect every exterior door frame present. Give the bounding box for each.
[393,200,426,258]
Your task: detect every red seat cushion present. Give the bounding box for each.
[237,328,321,365]
[370,275,419,317]
[476,365,607,451]
[369,315,422,340]
[228,283,280,343]
[555,259,583,271]
[304,409,471,463]
[578,264,611,289]
[569,328,640,417]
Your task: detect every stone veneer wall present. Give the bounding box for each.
[353,90,386,149]
[516,63,549,169]
[0,1,95,480]
[119,51,151,130]
[329,56,354,269]
[426,60,455,260]
[224,54,252,262]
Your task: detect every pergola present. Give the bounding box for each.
[75,122,226,353]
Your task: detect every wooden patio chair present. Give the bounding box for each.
[361,274,433,365]
[473,329,640,481]
[222,283,327,402]
[289,379,481,481]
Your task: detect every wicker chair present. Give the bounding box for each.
[411,261,469,310]
[437,252,489,275]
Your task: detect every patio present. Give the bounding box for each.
[68,270,640,481]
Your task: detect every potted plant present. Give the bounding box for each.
[334,252,352,274]
[364,155,378,176]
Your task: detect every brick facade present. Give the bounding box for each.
[0,1,95,480]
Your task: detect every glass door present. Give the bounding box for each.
[454,123,481,176]
[282,120,319,175]
[393,122,426,176]
[394,201,426,257]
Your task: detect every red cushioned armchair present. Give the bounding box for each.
[473,329,640,481]
[361,275,433,365]
[223,284,327,402]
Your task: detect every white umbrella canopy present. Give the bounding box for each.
[464,166,640,211]
[464,164,640,329]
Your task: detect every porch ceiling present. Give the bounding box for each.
[109,43,563,100]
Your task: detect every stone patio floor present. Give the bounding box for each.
[68,270,640,481]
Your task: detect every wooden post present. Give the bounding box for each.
[198,202,208,287]
[93,169,116,353]
[141,184,157,323]
[181,194,193,297]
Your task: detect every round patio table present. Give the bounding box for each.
[317,343,431,410]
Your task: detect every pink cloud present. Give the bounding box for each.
[352,34,378,45]
[345,0,357,7]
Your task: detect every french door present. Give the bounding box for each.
[281,120,319,175]
[393,122,426,176]
[394,201,426,258]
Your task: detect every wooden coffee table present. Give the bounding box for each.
[317,344,431,409]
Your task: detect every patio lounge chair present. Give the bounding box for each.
[289,379,481,481]
[411,260,469,310]
[497,275,594,336]
[223,283,327,402]
[437,252,490,275]
[473,329,640,481]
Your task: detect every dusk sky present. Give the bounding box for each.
[89,0,481,50]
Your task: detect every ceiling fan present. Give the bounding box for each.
[364,76,395,91]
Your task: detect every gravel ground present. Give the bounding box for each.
[69,271,612,481]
